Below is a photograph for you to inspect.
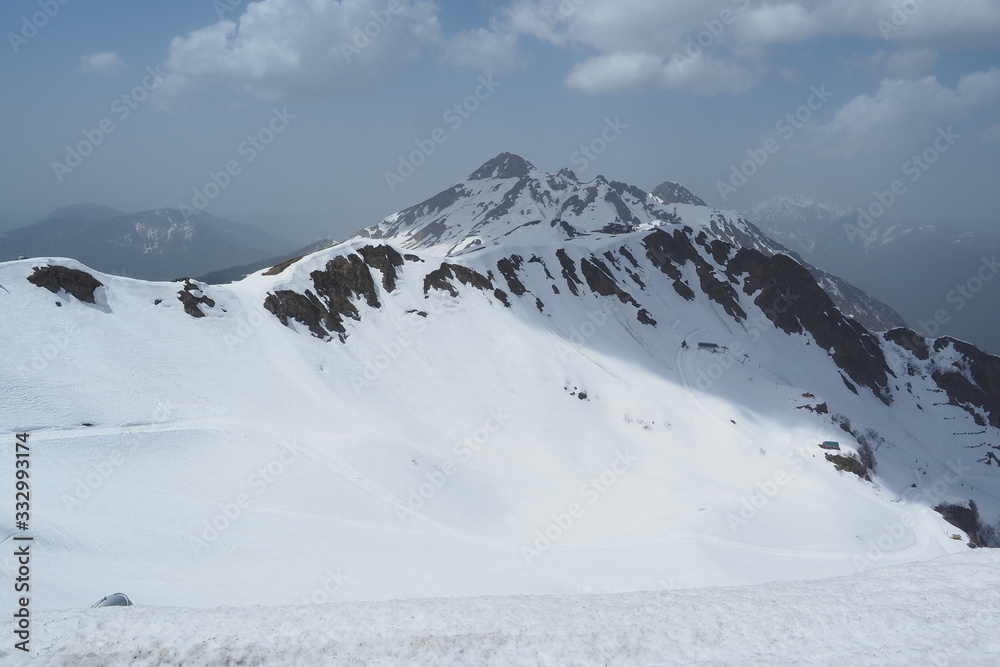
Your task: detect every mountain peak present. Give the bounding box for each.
[45,203,127,223]
[651,181,707,207]
[468,152,535,181]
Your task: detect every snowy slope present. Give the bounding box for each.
[10,551,1000,665]
[1,155,999,625]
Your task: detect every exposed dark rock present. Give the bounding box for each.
[637,309,657,326]
[497,256,528,296]
[708,240,731,265]
[358,244,404,292]
[264,289,336,339]
[468,152,535,181]
[263,253,382,340]
[580,258,634,303]
[28,265,103,304]
[555,249,582,296]
[625,269,646,290]
[314,254,379,314]
[263,254,306,276]
[494,289,511,308]
[825,452,871,481]
[936,503,985,547]
[176,280,216,318]
[651,181,707,207]
[618,247,640,268]
[423,263,494,297]
[643,228,743,317]
[726,248,893,403]
[528,255,554,280]
[885,328,930,360]
[928,338,1000,428]
[404,254,423,262]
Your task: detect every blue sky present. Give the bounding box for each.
[2,0,998,245]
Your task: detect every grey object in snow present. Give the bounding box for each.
[93,593,133,608]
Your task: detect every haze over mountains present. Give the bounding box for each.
[0,204,294,281]
[3,154,998,625]
[744,195,1000,355]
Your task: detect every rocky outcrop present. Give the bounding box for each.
[423,263,494,298]
[358,244,405,292]
[175,279,216,318]
[263,251,391,340]
[264,290,334,339]
[555,249,583,296]
[929,338,1000,428]
[643,228,744,318]
[651,181,707,207]
[497,256,528,296]
[28,265,103,303]
[727,248,893,403]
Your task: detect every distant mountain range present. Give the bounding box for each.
[744,195,1000,354]
[198,238,338,284]
[0,204,293,281]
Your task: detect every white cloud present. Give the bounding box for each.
[734,4,820,45]
[564,51,759,96]
[443,25,523,73]
[564,52,663,94]
[80,52,126,76]
[805,69,1000,158]
[484,0,1000,95]
[162,0,442,98]
[983,124,1000,143]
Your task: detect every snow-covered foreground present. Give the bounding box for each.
[13,551,1000,666]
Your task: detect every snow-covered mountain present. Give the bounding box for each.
[745,195,1000,354]
[0,207,291,281]
[2,154,999,618]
